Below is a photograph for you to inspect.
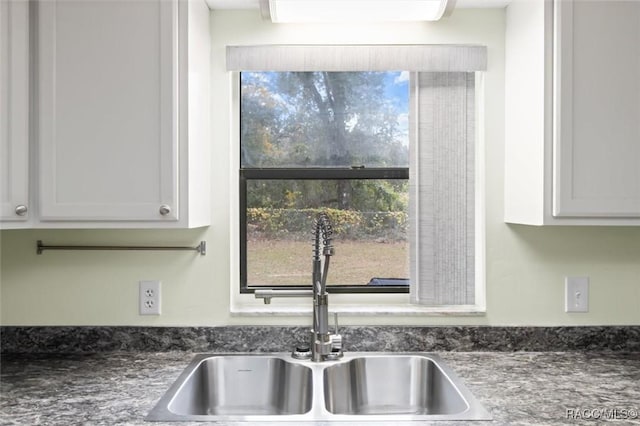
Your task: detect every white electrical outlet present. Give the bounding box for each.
[139,280,161,315]
[565,276,589,313]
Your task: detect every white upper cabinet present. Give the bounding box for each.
[0,0,30,226]
[37,0,180,223]
[505,0,640,225]
[553,0,640,218]
[0,0,210,228]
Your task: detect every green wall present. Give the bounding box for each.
[1,8,639,326]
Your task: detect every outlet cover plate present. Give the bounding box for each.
[565,276,589,313]
[139,280,161,315]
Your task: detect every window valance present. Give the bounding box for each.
[226,45,487,72]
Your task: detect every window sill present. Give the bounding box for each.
[230,304,486,317]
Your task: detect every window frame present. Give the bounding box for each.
[229,68,486,315]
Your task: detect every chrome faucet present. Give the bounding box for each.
[309,213,342,361]
[254,212,343,362]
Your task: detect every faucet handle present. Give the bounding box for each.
[329,312,344,356]
[330,334,343,351]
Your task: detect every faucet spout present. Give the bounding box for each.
[310,213,342,361]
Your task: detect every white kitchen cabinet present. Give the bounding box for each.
[0,0,30,226]
[34,0,210,228]
[504,0,640,225]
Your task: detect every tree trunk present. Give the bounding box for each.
[295,72,353,209]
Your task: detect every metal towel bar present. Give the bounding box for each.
[36,240,206,256]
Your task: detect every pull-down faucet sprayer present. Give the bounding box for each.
[312,213,333,308]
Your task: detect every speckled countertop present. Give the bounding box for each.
[2,351,639,426]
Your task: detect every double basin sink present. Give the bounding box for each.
[146,352,491,422]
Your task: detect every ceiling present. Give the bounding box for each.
[206,0,512,10]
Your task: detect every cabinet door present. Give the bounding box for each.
[37,0,179,222]
[0,0,29,223]
[553,0,640,217]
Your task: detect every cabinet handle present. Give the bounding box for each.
[159,205,171,216]
[15,205,28,216]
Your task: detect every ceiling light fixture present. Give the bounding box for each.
[259,0,455,23]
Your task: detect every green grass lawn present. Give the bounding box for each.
[247,239,409,286]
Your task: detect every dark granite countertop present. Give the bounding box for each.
[1,351,639,425]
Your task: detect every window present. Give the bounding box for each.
[228,44,487,309]
[240,71,410,293]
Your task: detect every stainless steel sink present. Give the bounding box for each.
[147,355,313,421]
[146,353,491,422]
[324,355,470,416]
